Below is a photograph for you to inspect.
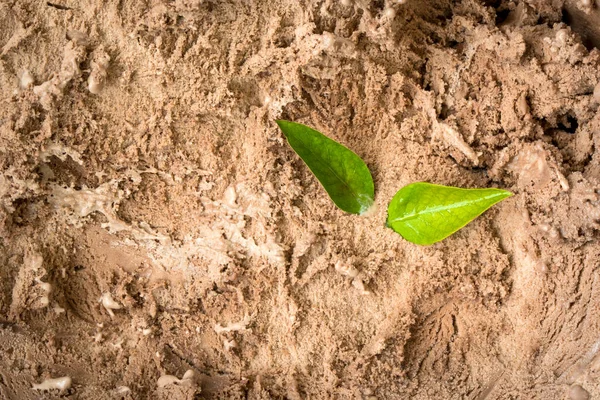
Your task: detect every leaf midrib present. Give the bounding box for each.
[388,194,504,225]
[291,132,365,206]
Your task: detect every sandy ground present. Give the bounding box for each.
[1,0,600,398]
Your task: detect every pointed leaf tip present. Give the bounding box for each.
[386,182,512,245]
[275,120,374,215]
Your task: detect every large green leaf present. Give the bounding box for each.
[387,182,512,245]
[276,120,374,215]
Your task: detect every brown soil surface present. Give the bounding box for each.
[1,0,600,398]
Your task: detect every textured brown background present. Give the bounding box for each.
[1,0,600,398]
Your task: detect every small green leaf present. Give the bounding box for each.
[276,120,374,215]
[386,182,512,245]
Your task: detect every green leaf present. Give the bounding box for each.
[276,120,374,215]
[386,182,512,245]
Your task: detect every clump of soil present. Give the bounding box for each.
[1,0,600,398]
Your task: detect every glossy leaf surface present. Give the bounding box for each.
[387,182,512,245]
[276,120,374,214]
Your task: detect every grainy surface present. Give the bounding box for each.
[1,0,600,398]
